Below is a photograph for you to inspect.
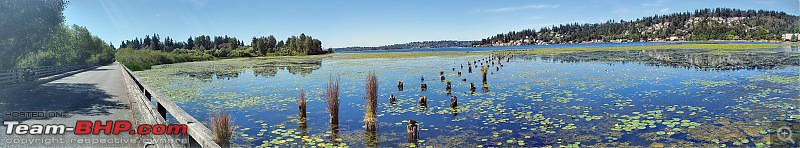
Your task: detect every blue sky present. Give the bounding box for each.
[64,0,799,48]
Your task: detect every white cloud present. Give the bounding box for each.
[641,3,662,6]
[643,0,668,7]
[612,8,630,14]
[660,8,670,13]
[644,8,671,14]
[753,1,776,5]
[475,4,560,13]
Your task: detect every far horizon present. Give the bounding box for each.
[64,0,799,48]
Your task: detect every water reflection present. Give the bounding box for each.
[179,58,323,80]
[531,49,800,70]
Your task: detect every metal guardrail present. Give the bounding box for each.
[0,65,89,85]
[120,64,221,148]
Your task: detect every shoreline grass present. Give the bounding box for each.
[210,109,233,147]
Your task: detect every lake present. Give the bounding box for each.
[335,41,780,53]
[134,44,799,147]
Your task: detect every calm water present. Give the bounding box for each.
[137,48,799,147]
[335,41,780,53]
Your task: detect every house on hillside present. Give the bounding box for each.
[782,33,799,41]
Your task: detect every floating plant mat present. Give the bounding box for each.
[134,47,800,147]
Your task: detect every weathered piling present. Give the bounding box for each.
[446,81,451,91]
[481,66,488,84]
[440,75,445,81]
[450,96,458,108]
[298,90,307,123]
[470,82,476,93]
[397,81,404,91]
[407,120,420,144]
[421,76,424,82]
[419,96,427,108]
[421,84,427,91]
[390,94,396,105]
[457,71,461,76]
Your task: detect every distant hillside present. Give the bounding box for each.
[479,8,800,46]
[336,40,479,52]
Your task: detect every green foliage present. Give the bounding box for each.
[115,47,214,71]
[118,33,325,64]
[1,0,115,69]
[480,8,799,45]
[792,34,798,42]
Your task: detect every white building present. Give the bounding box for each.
[782,33,800,40]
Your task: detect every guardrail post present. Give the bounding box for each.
[157,102,167,120]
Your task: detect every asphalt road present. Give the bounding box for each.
[0,62,142,147]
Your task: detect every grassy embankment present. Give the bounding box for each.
[115,48,215,71]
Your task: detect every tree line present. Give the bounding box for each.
[118,33,329,57]
[480,8,800,45]
[115,33,331,70]
[0,0,115,70]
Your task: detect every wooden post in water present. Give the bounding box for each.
[397,81,403,91]
[419,96,427,108]
[407,120,420,144]
[421,76,424,82]
[440,75,445,82]
[420,84,427,91]
[298,90,307,123]
[470,83,476,93]
[445,81,451,91]
[450,96,458,109]
[390,94,396,105]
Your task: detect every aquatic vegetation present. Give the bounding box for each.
[210,109,234,147]
[134,46,799,147]
[364,72,378,130]
[326,76,341,125]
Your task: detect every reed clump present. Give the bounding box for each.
[325,76,341,125]
[210,109,233,147]
[364,72,378,130]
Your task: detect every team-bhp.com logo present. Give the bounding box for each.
[4,120,187,135]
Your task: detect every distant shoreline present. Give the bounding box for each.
[475,40,786,47]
